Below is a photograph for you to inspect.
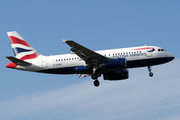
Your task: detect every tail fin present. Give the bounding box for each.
[7,31,40,60]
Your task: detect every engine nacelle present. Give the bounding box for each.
[99,58,126,69]
[103,69,129,80]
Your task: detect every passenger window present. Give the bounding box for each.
[72,58,73,60]
[61,59,63,61]
[69,58,71,60]
[158,49,160,52]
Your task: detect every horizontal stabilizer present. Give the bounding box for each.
[6,56,31,65]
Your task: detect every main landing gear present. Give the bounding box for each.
[148,66,153,77]
[94,80,100,87]
[91,73,100,87]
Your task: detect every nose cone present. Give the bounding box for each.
[168,52,175,61]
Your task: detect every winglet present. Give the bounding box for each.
[61,38,67,44]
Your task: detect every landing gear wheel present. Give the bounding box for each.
[94,80,100,87]
[148,66,153,77]
[91,73,97,80]
[149,72,153,77]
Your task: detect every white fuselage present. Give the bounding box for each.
[14,46,174,74]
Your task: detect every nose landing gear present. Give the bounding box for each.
[148,66,153,77]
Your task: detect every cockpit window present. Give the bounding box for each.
[158,49,166,52]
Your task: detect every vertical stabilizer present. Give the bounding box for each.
[7,31,40,60]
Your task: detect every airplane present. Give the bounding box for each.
[6,31,175,87]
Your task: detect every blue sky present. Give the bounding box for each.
[0,1,180,120]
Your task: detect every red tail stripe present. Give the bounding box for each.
[9,36,31,47]
[20,52,40,60]
[6,53,40,68]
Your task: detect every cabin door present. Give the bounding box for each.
[42,58,48,68]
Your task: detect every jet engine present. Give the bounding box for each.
[103,69,129,80]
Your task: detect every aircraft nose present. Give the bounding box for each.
[168,52,175,61]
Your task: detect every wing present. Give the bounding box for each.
[62,39,108,68]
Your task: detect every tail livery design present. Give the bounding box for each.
[6,31,40,68]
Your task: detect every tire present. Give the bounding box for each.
[94,80,100,87]
[149,72,153,77]
[91,73,97,80]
